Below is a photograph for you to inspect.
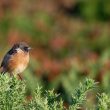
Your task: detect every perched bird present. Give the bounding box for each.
[0,42,31,77]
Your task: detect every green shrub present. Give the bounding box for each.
[0,74,109,110]
[97,93,110,110]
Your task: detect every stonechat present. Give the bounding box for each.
[0,42,31,77]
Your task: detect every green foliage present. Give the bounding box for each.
[0,74,64,110]
[97,93,110,110]
[0,74,25,110]
[25,88,64,110]
[1,74,109,110]
[69,79,96,110]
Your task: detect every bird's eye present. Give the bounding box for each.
[24,47,28,52]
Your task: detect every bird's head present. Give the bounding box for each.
[12,42,31,53]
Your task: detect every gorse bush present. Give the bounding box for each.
[0,75,25,110]
[97,93,110,110]
[69,79,96,110]
[0,74,109,110]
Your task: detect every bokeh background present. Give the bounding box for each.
[0,0,110,109]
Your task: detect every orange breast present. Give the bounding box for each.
[7,51,29,74]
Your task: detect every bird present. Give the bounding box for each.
[0,42,31,78]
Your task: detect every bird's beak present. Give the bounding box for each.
[28,47,32,50]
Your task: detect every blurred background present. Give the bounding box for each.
[0,0,110,109]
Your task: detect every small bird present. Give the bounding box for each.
[0,42,31,78]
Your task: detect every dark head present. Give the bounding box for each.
[12,42,31,52]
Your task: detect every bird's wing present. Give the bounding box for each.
[1,53,11,67]
[0,48,17,67]
[0,53,11,74]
